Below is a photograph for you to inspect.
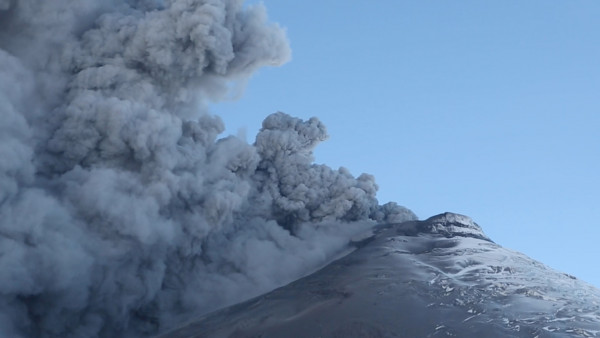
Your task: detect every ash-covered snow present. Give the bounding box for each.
[162,213,600,338]
[409,212,491,242]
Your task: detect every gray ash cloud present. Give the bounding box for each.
[0,1,415,337]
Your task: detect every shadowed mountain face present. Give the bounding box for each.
[161,213,600,338]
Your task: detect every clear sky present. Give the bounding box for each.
[213,2,600,287]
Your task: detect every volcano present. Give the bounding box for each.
[2,2,598,337]
[161,213,600,337]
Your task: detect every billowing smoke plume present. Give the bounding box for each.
[0,1,415,337]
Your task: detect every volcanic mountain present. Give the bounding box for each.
[2,2,598,337]
[161,213,600,337]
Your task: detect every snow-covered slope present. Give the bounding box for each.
[160,213,600,337]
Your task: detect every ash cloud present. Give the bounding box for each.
[0,1,415,337]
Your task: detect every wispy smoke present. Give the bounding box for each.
[0,1,415,337]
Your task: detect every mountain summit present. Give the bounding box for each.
[161,213,600,337]
[399,212,491,242]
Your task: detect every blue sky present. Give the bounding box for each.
[213,2,600,287]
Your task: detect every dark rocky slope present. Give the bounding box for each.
[161,213,600,337]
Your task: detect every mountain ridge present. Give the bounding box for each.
[160,213,600,337]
